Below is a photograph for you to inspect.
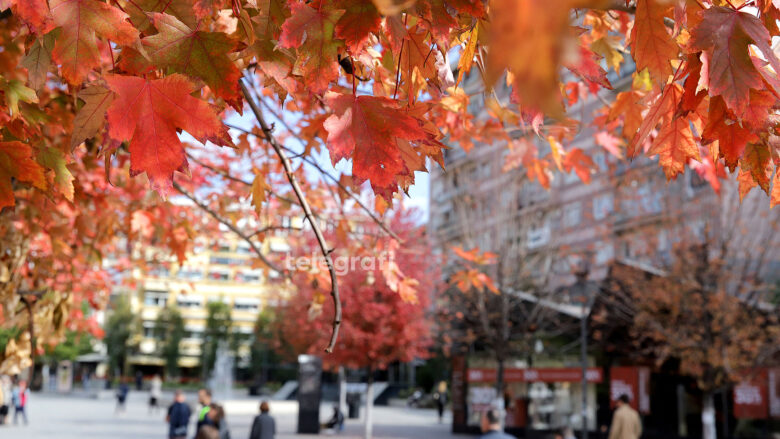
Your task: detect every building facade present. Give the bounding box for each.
[126,227,294,377]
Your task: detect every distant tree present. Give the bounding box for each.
[202,300,232,380]
[155,306,185,379]
[596,188,780,439]
[250,309,280,387]
[104,295,135,377]
[436,171,561,395]
[274,210,434,439]
[41,330,95,363]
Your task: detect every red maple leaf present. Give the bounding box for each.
[104,74,225,195]
[279,1,344,94]
[49,0,139,84]
[689,6,780,118]
[323,92,431,199]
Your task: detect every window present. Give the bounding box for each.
[233,298,260,312]
[564,202,582,228]
[593,193,614,220]
[144,290,168,307]
[208,270,230,281]
[236,270,262,283]
[176,295,203,308]
[177,268,203,281]
[236,242,252,254]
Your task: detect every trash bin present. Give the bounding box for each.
[347,392,361,418]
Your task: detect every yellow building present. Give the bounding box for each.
[126,230,293,376]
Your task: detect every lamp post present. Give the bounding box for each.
[568,266,597,439]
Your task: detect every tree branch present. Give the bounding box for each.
[240,79,341,353]
[172,181,284,275]
[225,114,402,243]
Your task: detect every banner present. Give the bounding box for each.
[451,356,467,427]
[610,366,651,414]
[466,367,602,383]
[733,369,768,419]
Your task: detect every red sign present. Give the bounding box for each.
[734,369,769,419]
[610,366,651,414]
[466,367,603,383]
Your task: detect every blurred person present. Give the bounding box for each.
[608,394,641,439]
[562,427,576,439]
[167,390,191,439]
[479,408,515,439]
[196,425,220,439]
[12,379,29,425]
[433,381,448,423]
[149,374,163,414]
[195,388,216,434]
[0,376,8,425]
[135,370,144,391]
[116,379,130,413]
[249,401,276,439]
[207,403,230,439]
[322,403,342,431]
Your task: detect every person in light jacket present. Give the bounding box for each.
[248,401,275,439]
[608,394,642,439]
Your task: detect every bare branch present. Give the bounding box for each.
[172,181,284,275]
[240,79,341,353]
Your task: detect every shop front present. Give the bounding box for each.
[452,356,602,436]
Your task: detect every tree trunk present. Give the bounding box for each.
[702,390,717,439]
[365,370,374,439]
[495,357,505,398]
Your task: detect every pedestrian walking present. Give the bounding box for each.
[150,374,163,414]
[433,381,448,423]
[0,376,8,425]
[479,408,515,439]
[608,394,642,439]
[167,390,191,439]
[12,379,29,425]
[116,380,130,413]
[249,401,276,439]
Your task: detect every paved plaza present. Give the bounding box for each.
[0,391,462,439]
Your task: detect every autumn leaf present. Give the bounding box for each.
[141,13,243,110]
[647,114,700,179]
[771,169,780,208]
[456,24,479,87]
[563,44,612,91]
[104,74,225,195]
[1,78,38,117]
[739,143,772,194]
[701,96,757,171]
[630,83,680,157]
[251,172,269,214]
[485,0,606,116]
[21,33,55,91]
[71,84,114,151]
[630,0,677,79]
[49,0,139,85]
[118,0,198,33]
[689,6,780,118]
[323,92,432,198]
[279,1,345,94]
[452,246,497,265]
[0,141,47,208]
[335,0,381,53]
[37,147,74,201]
[562,148,597,183]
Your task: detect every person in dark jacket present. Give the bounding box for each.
[167,390,192,439]
[195,388,216,435]
[248,401,275,439]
